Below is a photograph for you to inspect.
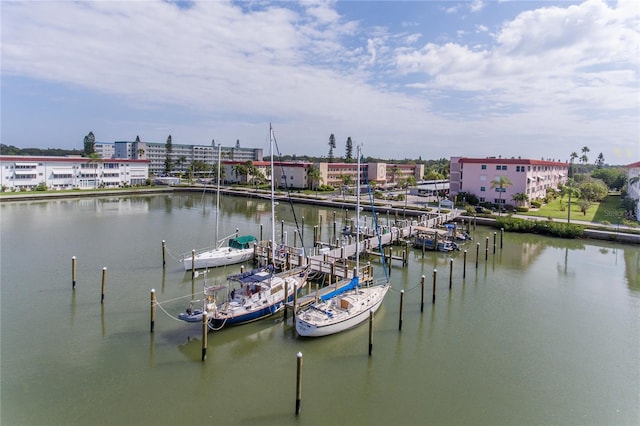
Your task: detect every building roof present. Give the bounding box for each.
[625,161,640,168]
[458,157,568,166]
[0,155,149,164]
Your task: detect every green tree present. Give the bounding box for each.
[560,179,580,222]
[595,152,605,168]
[164,135,173,175]
[578,179,608,202]
[490,175,513,214]
[569,152,578,177]
[83,131,95,156]
[328,134,336,163]
[345,137,353,163]
[308,165,322,195]
[511,192,529,207]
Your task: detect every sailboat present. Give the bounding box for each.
[178,125,308,328]
[181,145,257,271]
[295,145,391,338]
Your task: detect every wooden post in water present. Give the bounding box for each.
[284,281,289,321]
[449,258,453,290]
[191,250,196,279]
[432,269,437,304]
[260,223,263,241]
[420,275,425,312]
[500,228,504,249]
[475,242,480,268]
[295,352,303,415]
[463,250,467,278]
[72,256,77,289]
[201,312,208,361]
[100,267,107,303]
[485,237,489,261]
[301,217,305,241]
[398,290,404,331]
[281,220,285,244]
[161,240,166,268]
[402,250,407,267]
[493,232,497,254]
[473,215,477,230]
[150,289,156,333]
[368,309,374,356]
[235,228,239,238]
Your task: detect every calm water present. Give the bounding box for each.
[1,193,638,426]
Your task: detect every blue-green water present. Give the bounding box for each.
[1,193,638,425]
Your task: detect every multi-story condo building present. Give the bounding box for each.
[0,156,150,191]
[449,156,569,206]
[317,162,424,189]
[96,140,263,177]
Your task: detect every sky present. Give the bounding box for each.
[2,0,639,164]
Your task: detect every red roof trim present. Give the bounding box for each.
[458,157,568,166]
[625,161,640,168]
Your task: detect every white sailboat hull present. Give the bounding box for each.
[295,282,390,337]
[182,247,254,271]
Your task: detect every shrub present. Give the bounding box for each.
[530,200,542,208]
[515,206,529,212]
[496,217,584,238]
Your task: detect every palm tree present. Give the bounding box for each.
[569,152,578,177]
[308,165,322,197]
[511,192,529,207]
[402,176,417,217]
[490,175,512,215]
[560,179,580,223]
[390,165,400,186]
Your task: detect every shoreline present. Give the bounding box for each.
[2,185,639,245]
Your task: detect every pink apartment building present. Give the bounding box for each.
[450,157,570,206]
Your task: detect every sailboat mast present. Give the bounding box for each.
[215,144,221,246]
[270,124,276,264]
[356,144,361,277]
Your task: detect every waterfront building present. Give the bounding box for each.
[449,156,569,206]
[95,140,263,177]
[317,162,424,189]
[626,161,640,220]
[0,155,150,191]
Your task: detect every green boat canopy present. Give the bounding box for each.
[228,235,258,249]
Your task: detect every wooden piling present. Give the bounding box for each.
[150,289,156,333]
[399,290,404,331]
[100,267,107,303]
[493,232,497,254]
[476,242,480,268]
[449,258,453,290]
[500,228,504,249]
[463,250,467,278]
[432,269,437,304]
[295,352,303,415]
[281,220,285,243]
[260,223,263,241]
[191,250,196,279]
[72,256,77,289]
[284,281,289,321]
[485,237,489,261]
[420,275,425,312]
[162,240,166,268]
[201,312,208,361]
[368,309,374,356]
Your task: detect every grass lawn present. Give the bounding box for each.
[524,194,625,224]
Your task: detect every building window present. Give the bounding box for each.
[480,186,486,192]
[479,197,485,202]
[481,164,486,170]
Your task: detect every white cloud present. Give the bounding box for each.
[1,0,638,162]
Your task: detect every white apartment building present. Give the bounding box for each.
[0,156,150,191]
[96,140,263,177]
